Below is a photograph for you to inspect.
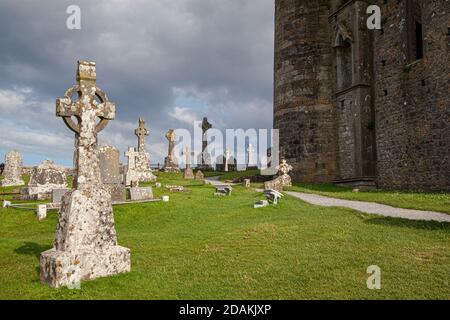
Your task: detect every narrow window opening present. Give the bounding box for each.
[406,0,424,62]
[415,22,424,60]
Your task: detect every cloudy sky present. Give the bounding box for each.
[0,0,274,167]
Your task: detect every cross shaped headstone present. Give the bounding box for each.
[278,159,293,175]
[135,117,149,152]
[125,147,137,170]
[56,61,115,190]
[166,129,176,159]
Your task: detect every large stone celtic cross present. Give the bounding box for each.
[56,61,115,189]
[135,117,149,152]
[40,61,130,289]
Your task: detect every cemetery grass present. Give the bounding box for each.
[288,183,450,214]
[0,173,449,299]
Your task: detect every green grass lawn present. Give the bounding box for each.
[0,173,449,299]
[288,183,450,214]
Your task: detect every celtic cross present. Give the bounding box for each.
[135,117,149,152]
[56,61,115,189]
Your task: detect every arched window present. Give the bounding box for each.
[334,33,353,90]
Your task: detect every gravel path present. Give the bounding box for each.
[287,192,450,223]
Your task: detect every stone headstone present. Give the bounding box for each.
[244,179,251,188]
[99,146,121,184]
[264,189,284,205]
[40,61,131,288]
[183,147,195,180]
[124,146,156,186]
[37,204,47,220]
[195,170,205,181]
[264,176,284,193]
[51,188,70,204]
[254,200,269,209]
[130,187,153,201]
[184,168,194,180]
[99,145,125,202]
[264,159,293,192]
[21,160,67,200]
[215,185,233,196]
[163,129,180,172]
[123,117,157,186]
[0,151,24,187]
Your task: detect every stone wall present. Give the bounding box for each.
[274,0,449,191]
[373,0,450,191]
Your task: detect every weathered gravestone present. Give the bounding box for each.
[264,159,293,192]
[264,177,284,193]
[52,188,70,204]
[183,147,195,180]
[278,159,293,188]
[130,187,153,201]
[264,189,284,205]
[215,185,233,196]
[163,129,180,172]
[195,170,204,181]
[40,61,131,288]
[124,118,156,186]
[21,160,67,200]
[0,151,24,187]
[37,204,47,221]
[254,200,269,209]
[99,145,125,202]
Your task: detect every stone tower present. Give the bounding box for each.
[274,0,338,183]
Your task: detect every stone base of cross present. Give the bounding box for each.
[40,188,131,288]
[163,155,180,172]
[183,167,195,180]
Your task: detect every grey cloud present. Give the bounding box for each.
[0,0,274,165]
